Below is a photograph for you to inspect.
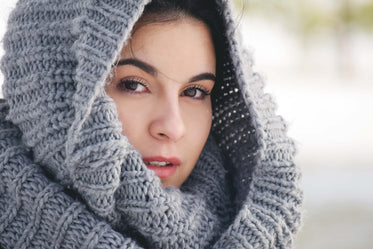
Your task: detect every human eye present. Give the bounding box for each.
[117,77,149,94]
[181,85,211,100]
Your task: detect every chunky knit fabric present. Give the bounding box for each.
[0,0,303,248]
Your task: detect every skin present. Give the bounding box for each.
[105,17,216,187]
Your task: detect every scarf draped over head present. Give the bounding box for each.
[0,0,303,248]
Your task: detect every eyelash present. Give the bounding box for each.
[117,77,149,94]
[117,78,211,100]
[181,84,211,100]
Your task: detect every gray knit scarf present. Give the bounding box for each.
[0,0,303,248]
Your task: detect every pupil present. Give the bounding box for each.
[126,81,138,90]
[187,88,196,96]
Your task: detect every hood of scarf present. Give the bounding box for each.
[1,0,302,247]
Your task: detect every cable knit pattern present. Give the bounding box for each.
[0,0,302,248]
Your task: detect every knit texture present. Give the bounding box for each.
[0,0,303,248]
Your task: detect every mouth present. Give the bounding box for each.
[142,156,181,179]
[145,161,173,167]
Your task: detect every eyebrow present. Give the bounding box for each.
[118,58,157,75]
[189,73,216,83]
[117,58,216,83]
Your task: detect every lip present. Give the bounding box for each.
[142,156,181,179]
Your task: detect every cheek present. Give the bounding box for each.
[182,101,212,149]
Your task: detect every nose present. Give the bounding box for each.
[149,98,186,141]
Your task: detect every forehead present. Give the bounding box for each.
[120,18,216,80]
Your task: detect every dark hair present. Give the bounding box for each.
[134,0,225,99]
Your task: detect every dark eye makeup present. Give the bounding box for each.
[181,85,211,100]
[116,77,212,100]
[117,78,149,93]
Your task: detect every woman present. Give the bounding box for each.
[0,0,303,248]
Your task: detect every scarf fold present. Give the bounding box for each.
[0,101,141,249]
[112,137,234,248]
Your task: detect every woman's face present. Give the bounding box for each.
[105,17,216,187]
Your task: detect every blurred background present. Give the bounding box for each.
[1,0,372,248]
[231,0,373,248]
